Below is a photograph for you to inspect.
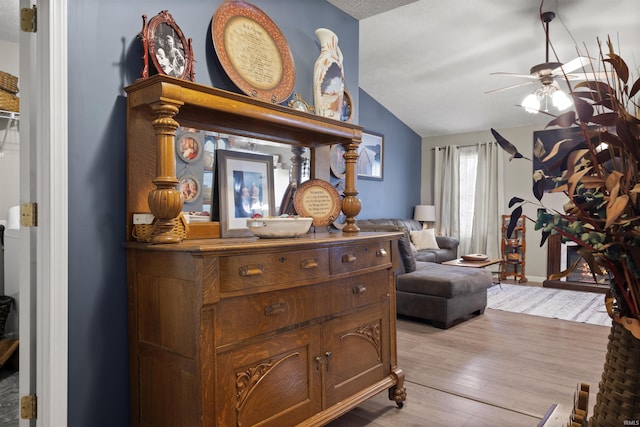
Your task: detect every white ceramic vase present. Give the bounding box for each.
[313,28,344,119]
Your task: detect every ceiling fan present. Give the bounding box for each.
[486,11,605,112]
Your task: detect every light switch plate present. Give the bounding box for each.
[133,213,154,224]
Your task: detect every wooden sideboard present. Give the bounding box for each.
[126,233,405,426]
[124,76,406,426]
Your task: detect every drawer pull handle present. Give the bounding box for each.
[239,264,264,277]
[264,302,286,316]
[376,248,388,257]
[342,253,357,264]
[352,284,367,294]
[300,258,319,269]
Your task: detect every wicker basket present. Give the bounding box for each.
[0,296,14,339]
[0,71,19,94]
[589,321,640,426]
[132,214,187,242]
[0,89,19,112]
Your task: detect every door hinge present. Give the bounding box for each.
[21,202,37,227]
[20,5,37,33]
[20,394,37,419]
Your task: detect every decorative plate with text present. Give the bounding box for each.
[212,0,295,103]
[293,179,342,227]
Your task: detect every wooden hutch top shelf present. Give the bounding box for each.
[125,75,364,243]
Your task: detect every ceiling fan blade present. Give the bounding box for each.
[490,72,538,79]
[553,56,591,75]
[484,80,536,94]
[563,71,613,81]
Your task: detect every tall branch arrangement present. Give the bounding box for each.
[492,37,640,338]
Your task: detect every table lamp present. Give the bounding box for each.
[414,205,436,229]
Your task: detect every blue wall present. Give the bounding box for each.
[66,1,418,425]
[357,89,421,219]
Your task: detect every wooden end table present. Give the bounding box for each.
[442,258,503,285]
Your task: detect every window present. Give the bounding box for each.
[458,146,478,244]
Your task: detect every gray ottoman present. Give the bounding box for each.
[396,261,493,329]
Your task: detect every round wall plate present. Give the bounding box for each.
[212,0,296,103]
[293,179,342,227]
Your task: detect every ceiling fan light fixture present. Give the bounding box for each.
[551,88,572,111]
[522,93,540,114]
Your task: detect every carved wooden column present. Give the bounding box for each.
[148,101,184,243]
[341,139,361,232]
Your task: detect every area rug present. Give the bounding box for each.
[487,284,611,326]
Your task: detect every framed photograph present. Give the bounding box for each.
[357,130,384,180]
[217,149,275,237]
[140,10,194,81]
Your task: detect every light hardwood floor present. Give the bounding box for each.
[328,308,610,427]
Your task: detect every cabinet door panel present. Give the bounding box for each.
[216,325,322,427]
[323,303,391,406]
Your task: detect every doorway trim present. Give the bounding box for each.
[19,0,68,425]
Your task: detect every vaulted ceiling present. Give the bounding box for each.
[330,0,640,137]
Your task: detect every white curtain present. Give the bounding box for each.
[433,142,504,259]
[471,142,504,258]
[434,145,459,238]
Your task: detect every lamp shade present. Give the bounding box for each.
[414,205,436,222]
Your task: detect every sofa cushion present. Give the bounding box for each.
[397,261,492,298]
[410,228,440,250]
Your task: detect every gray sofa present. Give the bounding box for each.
[356,218,459,263]
[357,218,493,329]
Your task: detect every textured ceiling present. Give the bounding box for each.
[326,0,418,20]
[351,0,640,137]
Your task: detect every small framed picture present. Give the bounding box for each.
[140,10,194,81]
[357,130,384,180]
[217,150,275,237]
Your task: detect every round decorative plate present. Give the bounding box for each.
[178,175,200,203]
[176,133,203,163]
[212,0,296,103]
[293,179,342,227]
[461,254,489,262]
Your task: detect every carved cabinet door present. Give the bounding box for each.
[322,302,391,407]
[216,324,322,427]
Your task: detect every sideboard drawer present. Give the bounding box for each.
[330,241,392,275]
[220,248,330,292]
[216,282,331,347]
[330,270,391,313]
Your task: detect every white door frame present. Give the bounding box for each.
[19,1,68,425]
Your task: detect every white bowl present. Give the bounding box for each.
[246,217,313,238]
